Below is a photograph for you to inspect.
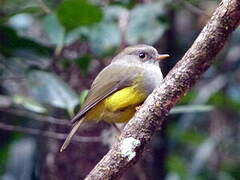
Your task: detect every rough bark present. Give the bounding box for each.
[85,0,240,179]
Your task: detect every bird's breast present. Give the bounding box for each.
[138,64,163,94]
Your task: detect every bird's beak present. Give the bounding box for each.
[157,54,170,61]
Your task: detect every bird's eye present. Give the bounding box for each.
[139,52,146,59]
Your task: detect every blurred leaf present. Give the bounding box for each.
[222,162,240,180]
[75,55,92,74]
[79,6,124,54]
[126,2,168,44]
[167,155,187,176]
[57,0,103,31]
[87,22,120,54]
[62,6,124,54]
[42,14,65,51]
[27,71,79,115]
[0,5,44,24]
[209,92,240,111]
[8,13,33,30]
[1,138,36,180]
[178,91,197,105]
[0,132,23,175]
[170,105,214,114]
[165,172,181,180]
[79,90,88,106]
[179,130,205,146]
[60,58,71,68]
[64,28,83,45]
[13,95,47,113]
[0,144,10,175]
[16,6,43,15]
[104,5,127,21]
[0,0,39,15]
[0,25,52,57]
[219,172,237,180]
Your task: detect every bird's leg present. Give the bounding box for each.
[111,123,121,134]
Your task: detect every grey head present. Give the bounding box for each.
[112,44,169,65]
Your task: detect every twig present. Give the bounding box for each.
[118,9,129,48]
[0,76,26,80]
[36,0,51,14]
[181,0,210,17]
[85,0,240,179]
[0,122,101,143]
[1,108,71,126]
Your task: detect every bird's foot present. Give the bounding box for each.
[135,105,142,111]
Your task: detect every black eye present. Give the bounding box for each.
[139,52,146,59]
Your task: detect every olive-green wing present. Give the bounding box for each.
[71,64,137,124]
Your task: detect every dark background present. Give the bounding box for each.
[0,0,240,179]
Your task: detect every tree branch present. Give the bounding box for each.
[0,122,101,143]
[85,0,240,179]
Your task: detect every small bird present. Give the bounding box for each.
[60,44,169,152]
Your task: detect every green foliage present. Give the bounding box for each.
[79,90,88,106]
[178,91,198,105]
[75,6,124,54]
[0,144,10,174]
[57,0,103,31]
[13,95,47,113]
[167,155,187,176]
[75,55,92,74]
[179,129,206,146]
[0,132,23,175]
[209,92,240,111]
[83,21,120,54]
[27,70,79,116]
[0,25,51,57]
[42,14,65,51]
[222,162,240,179]
[126,2,168,44]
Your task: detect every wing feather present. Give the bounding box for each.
[71,63,137,124]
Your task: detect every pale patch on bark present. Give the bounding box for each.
[119,137,140,161]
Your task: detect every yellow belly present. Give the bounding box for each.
[84,85,147,123]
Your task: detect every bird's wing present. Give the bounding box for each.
[71,63,137,124]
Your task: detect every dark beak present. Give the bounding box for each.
[156,54,170,60]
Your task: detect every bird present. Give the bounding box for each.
[60,44,169,152]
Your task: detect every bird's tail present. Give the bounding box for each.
[60,118,85,152]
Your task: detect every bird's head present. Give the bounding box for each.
[112,44,169,65]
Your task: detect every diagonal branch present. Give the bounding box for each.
[85,0,240,179]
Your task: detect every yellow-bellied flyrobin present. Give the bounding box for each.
[60,44,169,152]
